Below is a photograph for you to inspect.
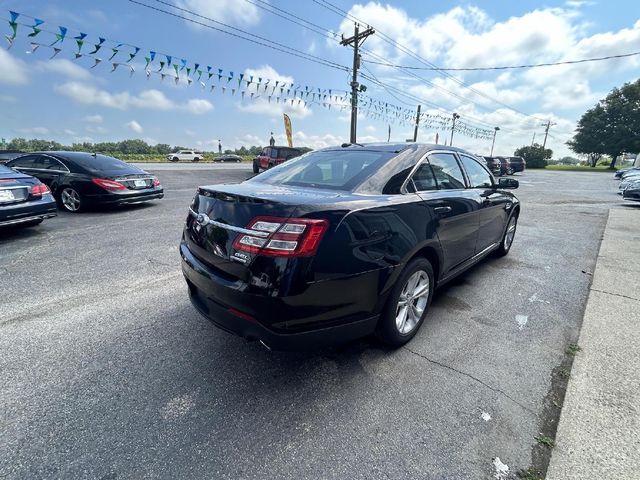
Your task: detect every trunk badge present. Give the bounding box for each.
[195,213,210,227]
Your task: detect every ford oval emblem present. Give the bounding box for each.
[195,213,210,226]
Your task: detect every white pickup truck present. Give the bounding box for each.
[167,150,202,162]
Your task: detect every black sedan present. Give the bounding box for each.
[6,152,163,212]
[215,154,243,163]
[180,143,520,350]
[0,164,57,227]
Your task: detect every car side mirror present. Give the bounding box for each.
[497,177,519,189]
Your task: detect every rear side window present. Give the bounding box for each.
[428,153,465,189]
[42,157,67,172]
[459,155,493,188]
[411,163,438,191]
[253,150,395,191]
[9,155,38,168]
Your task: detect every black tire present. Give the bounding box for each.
[252,162,259,174]
[495,213,518,257]
[507,167,515,175]
[192,157,200,162]
[376,257,435,347]
[171,157,179,162]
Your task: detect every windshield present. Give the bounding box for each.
[250,149,395,191]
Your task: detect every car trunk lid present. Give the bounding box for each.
[184,183,340,280]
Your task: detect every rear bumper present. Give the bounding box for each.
[85,189,164,206]
[180,241,381,350]
[0,195,57,226]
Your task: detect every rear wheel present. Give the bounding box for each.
[59,187,83,213]
[193,157,200,162]
[496,214,517,257]
[507,167,514,175]
[171,156,179,162]
[376,258,434,347]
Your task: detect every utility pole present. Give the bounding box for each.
[490,126,500,156]
[412,105,421,142]
[541,120,556,149]
[340,23,374,144]
[531,132,536,146]
[450,112,460,146]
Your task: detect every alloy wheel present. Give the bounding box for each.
[61,188,81,212]
[396,270,430,334]
[504,216,517,250]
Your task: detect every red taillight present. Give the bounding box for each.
[228,308,257,323]
[152,177,161,187]
[92,178,127,191]
[232,216,329,257]
[30,183,50,196]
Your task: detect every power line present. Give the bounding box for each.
[312,0,548,122]
[128,0,349,72]
[362,50,640,71]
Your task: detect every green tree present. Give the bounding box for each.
[514,143,552,168]
[568,79,640,169]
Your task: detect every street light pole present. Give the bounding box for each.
[450,112,460,146]
[490,126,500,156]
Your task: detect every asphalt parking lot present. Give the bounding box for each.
[0,166,625,479]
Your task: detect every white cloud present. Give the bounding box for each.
[244,65,294,86]
[0,95,17,103]
[185,98,214,114]
[126,120,144,133]
[16,127,49,135]
[184,129,196,137]
[84,114,103,123]
[86,125,108,134]
[174,0,261,27]
[38,59,92,80]
[0,50,29,85]
[64,129,77,135]
[55,82,214,114]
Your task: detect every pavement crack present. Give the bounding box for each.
[403,346,538,417]
[591,288,640,302]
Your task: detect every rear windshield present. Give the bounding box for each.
[251,149,395,191]
[66,153,139,172]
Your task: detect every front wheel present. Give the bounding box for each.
[496,214,517,257]
[252,162,259,173]
[171,157,179,162]
[59,187,83,212]
[376,258,434,347]
[192,157,200,162]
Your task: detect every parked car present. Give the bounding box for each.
[252,146,307,173]
[620,169,640,180]
[622,179,640,201]
[618,173,640,194]
[481,156,502,176]
[0,150,24,165]
[615,167,640,179]
[497,156,526,175]
[6,151,163,212]
[0,164,57,227]
[167,150,203,162]
[215,154,243,163]
[181,143,520,350]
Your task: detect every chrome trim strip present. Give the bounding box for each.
[188,208,269,237]
[0,213,56,226]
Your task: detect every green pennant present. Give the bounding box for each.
[128,53,136,62]
[144,56,151,69]
[109,48,119,60]
[186,67,191,77]
[196,70,202,81]
[28,27,41,38]
[159,60,165,71]
[8,21,18,39]
[173,63,179,76]
[75,39,84,53]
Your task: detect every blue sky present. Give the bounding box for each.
[0,0,638,157]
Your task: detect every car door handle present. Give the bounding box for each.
[434,206,452,214]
